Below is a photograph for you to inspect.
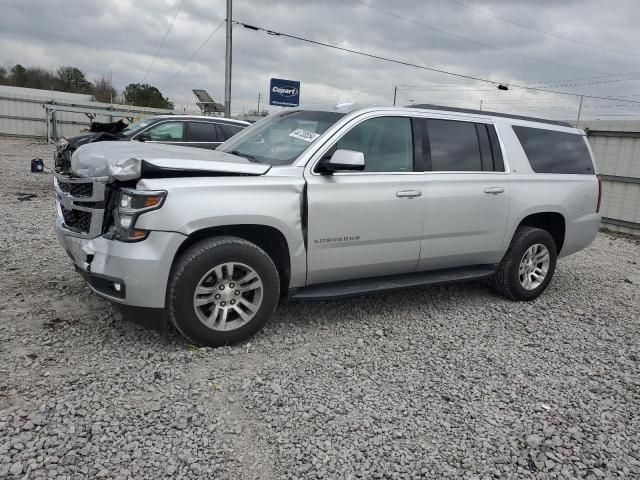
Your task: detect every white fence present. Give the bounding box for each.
[582,120,640,235]
[0,85,171,140]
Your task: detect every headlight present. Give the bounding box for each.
[119,191,164,210]
[113,189,166,242]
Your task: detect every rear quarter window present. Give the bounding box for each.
[513,126,594,174]
[218,124,245,141]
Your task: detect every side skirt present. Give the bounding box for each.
[288,265,496,301]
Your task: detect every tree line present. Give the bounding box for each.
[0,64,174,109]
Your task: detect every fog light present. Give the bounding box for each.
[113,282,122,292]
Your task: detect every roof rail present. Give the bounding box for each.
[408,103,573,128]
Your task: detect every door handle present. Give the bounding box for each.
[484,187,505,195]
[396,190,422,198]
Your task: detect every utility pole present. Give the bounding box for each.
[479,100,483,111]
[576,94,584,128]
[224,0,233,118]
[393,86,397,106]
[257,93,261,115]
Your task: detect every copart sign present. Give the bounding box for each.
[269,78,300,107]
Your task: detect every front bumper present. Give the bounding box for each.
[56,218,186,308]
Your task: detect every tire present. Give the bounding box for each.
[492,226,557,301]
[167,236,280,347]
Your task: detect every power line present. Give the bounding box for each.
[404,74,638,87]
[398,72,640,92]
[235,22,504,85]
[350,0,604,74]
[526,71,640,88]
[398,87,497,93]
[539,75,640,89]
[142,0,186,84]
[162,19,225,90]
[235,21,640,106]
[445,0,640,59]
[353,1,640,87]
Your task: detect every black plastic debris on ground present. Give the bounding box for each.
[17,192,38,201]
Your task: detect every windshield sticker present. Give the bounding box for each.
[289,128,320,142]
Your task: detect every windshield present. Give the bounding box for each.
[115,115,156,138]
[218,110,345,166]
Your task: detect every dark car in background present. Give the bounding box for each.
[55,115,250,173]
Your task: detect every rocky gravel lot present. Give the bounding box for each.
[0,137,639,479]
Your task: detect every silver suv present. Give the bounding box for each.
[54,105,602,346]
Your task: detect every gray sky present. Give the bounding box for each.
[2,0,640,119]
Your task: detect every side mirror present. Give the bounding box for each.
[137,132,151,142]
[319,149,365,174]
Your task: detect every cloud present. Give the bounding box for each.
[1,0,639,119]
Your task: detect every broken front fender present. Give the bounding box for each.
[134,174,307,288]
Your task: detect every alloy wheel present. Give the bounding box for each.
[193,262,263,331]
[518,244,550,290]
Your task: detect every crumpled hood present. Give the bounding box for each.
[64,131,119,149]
[70,141,270,180]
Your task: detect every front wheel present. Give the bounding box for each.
[167,236,280,346]
[492,226,557,301]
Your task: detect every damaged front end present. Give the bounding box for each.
[54,132,120,173]
[55,119,128,173]
[54,141,271,240]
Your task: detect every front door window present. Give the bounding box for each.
[336,117,413,172]
[146,121,185,142]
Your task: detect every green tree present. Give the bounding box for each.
[57,66,92,93]
[10,64,27,86]
[0,66,7,85]
[123,83,173,109]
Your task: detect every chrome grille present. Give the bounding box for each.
[60,206,92,234]
[57,181,93,197]
[54,174,107,239]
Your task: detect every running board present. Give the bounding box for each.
[289,265,496,301]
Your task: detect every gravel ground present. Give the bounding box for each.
[1,137,639,479]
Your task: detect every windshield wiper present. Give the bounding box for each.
[229,150,256,162]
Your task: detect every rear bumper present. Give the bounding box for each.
[56,218,186,308]
[560,212,601,258]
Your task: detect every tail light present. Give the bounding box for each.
[596,175,602,213]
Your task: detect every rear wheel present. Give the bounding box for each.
[167,236,280,346]
[492,226,557,301]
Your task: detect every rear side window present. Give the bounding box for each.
[513,126,594,174]
[217,124,244,141]
[427,119,482,171]
[188,122,217,142]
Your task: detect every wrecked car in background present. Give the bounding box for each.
[54,115,250,172]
